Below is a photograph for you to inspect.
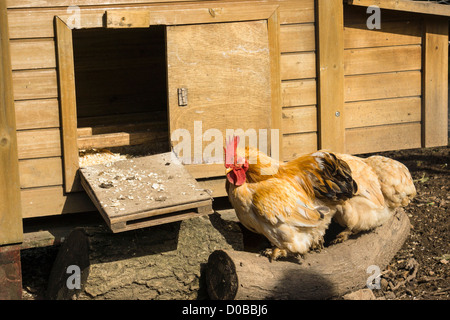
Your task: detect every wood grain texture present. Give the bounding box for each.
[106,10,150,28]
[6,0,309,221]
[282,106,317,134]
[55,17,79,193]
[422,17,449,147]
[280,52,315,80]
[282,79,316,107]
[166,21,272,162]
[15,99,60,130]
[280,23,315,53]
[20,186,95,218]
[10,38,56,70]
[19,157,63,189]
[344,45,421,76]
[5,0,314,19]
[6,0,185,8]
[12,69,58,100]
[79,152,212,232]
[6,1,282,39]
[278,0,315,24]
[316,0,345,152]
[16,128,61,159]
[345,122,421,155]
[345,97,421,129]
[0,0,22,245]
[282,132,317,161]
[344,20,422,49]
[197,177,227,197]
[268,11,283,162]
[77,131,167,149]
[344,71,421,102]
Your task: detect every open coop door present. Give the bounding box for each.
[166,21,276,176]
[80,152,212,233]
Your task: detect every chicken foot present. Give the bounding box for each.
[261,247,288,262]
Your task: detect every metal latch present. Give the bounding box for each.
[177,88,188,107]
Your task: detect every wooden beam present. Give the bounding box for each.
[268,10,283,162]
[422,17,449,147]
[106,10,150,28]
[316,0,345,152]
[55,17,80,193]
[0,1,23,246]
[346,123,421,155]
[0,248,22,299]
[347,0,450,17]
[77,130,167,149]
[21,186,95,218]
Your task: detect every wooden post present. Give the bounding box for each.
[55,17,80,193]
[422,17,448,147]
[316,0,345,152]
[0,3,22,297]
[0,246,22,300]
[0,0,23,246]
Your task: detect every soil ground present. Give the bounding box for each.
[19,146,449,300]
[367,146,449,300]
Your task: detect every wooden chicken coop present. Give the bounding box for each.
[0,0,449,299]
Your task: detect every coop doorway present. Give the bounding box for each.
[73,26,170,160]
[55,17,171,192]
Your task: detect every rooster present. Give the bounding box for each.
[224,136,416,261]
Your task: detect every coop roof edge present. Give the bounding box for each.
[347,0,450,17]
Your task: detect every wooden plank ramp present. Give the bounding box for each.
[79,152,213,233]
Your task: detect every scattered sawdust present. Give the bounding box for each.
[78,148,129,167]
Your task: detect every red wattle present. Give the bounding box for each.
[227,168,246,186]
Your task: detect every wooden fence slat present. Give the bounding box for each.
[17,128,61,159]
[344,45,421,76]
[280,23,315,53]
[282,106,317,134]
[55,17,80,193]
[12,69,58,100]
[422,17,449,147]
[316,0,345,152]
[344,20,422,49]
[345,123,421,154]
[345,97,421,129]
[19,157,63,189]
[21,187,95,218]
[15,99,60,130]
[10,39,56,70]
[283,132,318,161]
[280,52,316,80]
[282,79,316,107]
[344,71,421,102]
[0,1,22,245]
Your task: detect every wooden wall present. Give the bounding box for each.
[4,0,447,221]
[279,0,318,161]
[343,5,423,154]
[0,0,23,245]
[6,0,317,218]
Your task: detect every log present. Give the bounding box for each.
[205,208,411,300]
[46,213,243,300]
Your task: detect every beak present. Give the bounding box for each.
[225,167,232,175]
